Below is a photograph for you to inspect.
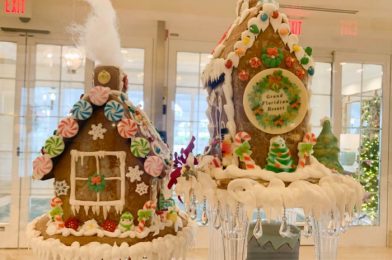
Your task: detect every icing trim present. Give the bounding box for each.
[27,215,196,260]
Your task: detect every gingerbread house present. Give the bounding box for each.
[203,0,315,168]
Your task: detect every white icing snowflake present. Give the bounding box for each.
[135,182,149,196]
[88,123,107,140]
[54,180,70,196]
[126,165,144,183]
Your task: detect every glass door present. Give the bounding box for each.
[18,41,88,247]
[333,53,389,246]
[0,40,21,247]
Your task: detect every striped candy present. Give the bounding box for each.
[71,100,93,120]
[234,131,256,170]
[57,117,79,138]
[44,135,65,158]
[144,156,164,177]
[117,118,138,138]
[104,100,124,122]
[131,137,150,158]
[88,86,110,106]
[33,155,53,180]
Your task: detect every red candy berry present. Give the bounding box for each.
[64,217,80,231]
[102,219,117,232]
[285,56,295,68]
[272,11,279,19]
[295,68,306,80]
[238,70,250,82]
[249,57,262,69]
[225,59,233,69]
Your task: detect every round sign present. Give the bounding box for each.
[98,70,111,85]
[243,68,308,134]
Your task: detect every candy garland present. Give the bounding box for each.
[117,118,138,138]
[104,100,124,122]
[144,156,164,177]
[298,133,317,168]
[57,117,79,138]
[33,155,53,180]
[49,197,64,230]
[44,136,65,158]
[131,137,150,158]
[234,132,256,170]
[71,100,93,120]
[88,86,110,106]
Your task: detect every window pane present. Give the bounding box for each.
[31,81,60,117]
[310,62,331,95]
[61,46,85,82]
[0,42,17,78]
[122,48,145,107]
[310,95,331,127]
[128,84,144,108]
[340,62,383,226]
[176,52,201,87]
[60,82,84,116]
[173,52,209,155]
[36,45,61,81]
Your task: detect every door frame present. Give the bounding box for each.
[0,35,25,248]
[333,52,390,246]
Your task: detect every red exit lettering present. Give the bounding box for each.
[4,0,25,15]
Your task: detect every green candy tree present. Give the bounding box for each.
[265,136,295,173]
[313,118,344,173]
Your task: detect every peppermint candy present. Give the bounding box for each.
[144,156,164,177]
[71,100,93,120]
[33,155,53,180]
[57,117,79,138]
[131,137,150,158]
[88,86,110,106]
[104,100,124,122]
[117,118,138,139]
[44,135,65,158]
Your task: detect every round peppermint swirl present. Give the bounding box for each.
[44,135,65,158]
[104,100,124,122]
[71,100,93,120]
[131,137,150,158]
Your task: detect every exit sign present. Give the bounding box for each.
[3,0,32,17]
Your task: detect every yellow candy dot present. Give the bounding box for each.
[242,36,251,45]
[279,28,289,36]
[293,45,301,52]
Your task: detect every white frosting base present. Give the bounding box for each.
[27,215,196,260]
[175,156,365,221]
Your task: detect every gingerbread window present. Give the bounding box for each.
[69,150,126,218]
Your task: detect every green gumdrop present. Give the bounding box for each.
[249,24,260,34]
[305,47,313,56]
[301,57,310,65]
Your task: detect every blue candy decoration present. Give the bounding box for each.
[208,73,225,90]
[104,100,124,122]
[308,66,315,76]
[261,13,269,22]
[71,100,93,120]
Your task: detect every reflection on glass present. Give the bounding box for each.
[122,48,145,107]
[341,63,383,226]
[23,44,86,221]
[310,62,332,129]
[173,52,210,154]
[0,41,17,224]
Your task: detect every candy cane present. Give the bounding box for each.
[303,132,317,144]
[211,156,222,168]
[54,215,65,229]
[143,200,156,211]
[234,132,251,145]
[234,132,256,170]
[137,220,145,232]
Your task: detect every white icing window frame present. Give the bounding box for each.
[70,150,126,217]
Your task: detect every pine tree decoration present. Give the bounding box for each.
[313,118,344,173]
[359,95,381,221]
[265,136,295,173]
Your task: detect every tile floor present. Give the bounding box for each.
[1,247,392,260]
